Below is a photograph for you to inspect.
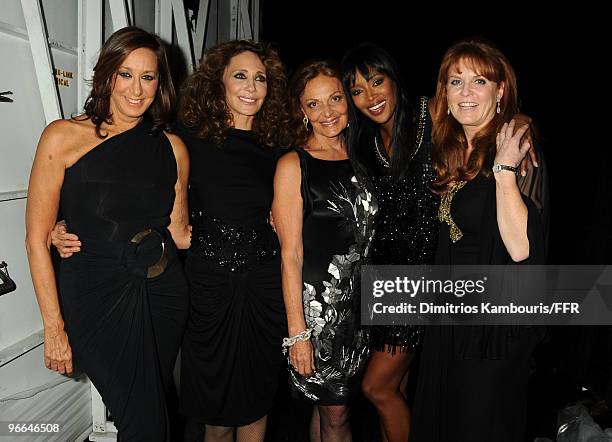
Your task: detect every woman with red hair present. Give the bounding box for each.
[410,39,547,442]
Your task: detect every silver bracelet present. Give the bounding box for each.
[281,328,313,355]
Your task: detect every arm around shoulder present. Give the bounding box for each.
[165,132,191,249]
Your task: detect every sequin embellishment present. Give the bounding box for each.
[190,210,278,272]
[373,96,429,169]
[438,181,467,243]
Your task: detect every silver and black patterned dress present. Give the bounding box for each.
[288,148,377,405]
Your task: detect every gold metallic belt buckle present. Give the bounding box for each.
[130,229,169,278]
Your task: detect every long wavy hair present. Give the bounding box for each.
[79,26,175,137]
[431,39,518,193]
[341,43,415,181]
[178,40,289,147]
[283,59,344,148]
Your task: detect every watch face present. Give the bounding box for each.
[493,164,517,173]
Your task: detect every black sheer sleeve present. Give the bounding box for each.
[517,148,549,256]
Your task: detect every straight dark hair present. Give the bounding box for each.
[80,26,176,138]
[341,42,415,181]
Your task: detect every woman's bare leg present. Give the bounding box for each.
[362,348,413,442]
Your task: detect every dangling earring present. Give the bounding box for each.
[346,121,350,128]
[303,115,309,130]
[496,99,501,114]
[447,106,450,115]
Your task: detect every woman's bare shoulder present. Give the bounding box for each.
[43,117,94,142]
[38,117,101,166]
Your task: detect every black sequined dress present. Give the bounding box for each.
[288,148,377,405]
[178,127,286,426]
[355,97,439,353]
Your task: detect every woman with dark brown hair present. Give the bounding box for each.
[272,60,377,441]
[176,40,289,442]
[410,39,546,442]
[26,27,190,441]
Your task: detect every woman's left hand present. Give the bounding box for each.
[495,120,531,169]
[511,114,538,175]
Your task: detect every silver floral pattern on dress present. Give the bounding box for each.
[290,173,378,402]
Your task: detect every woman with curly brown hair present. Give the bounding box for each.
[176,40,289,442]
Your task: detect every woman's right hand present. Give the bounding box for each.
[289,338,316,378]
[49,221,81,258]
[43,326,73,375]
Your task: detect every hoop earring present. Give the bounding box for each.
[303,115,309,130]
[496,100,501,114]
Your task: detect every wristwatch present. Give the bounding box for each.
[492,164,518,174]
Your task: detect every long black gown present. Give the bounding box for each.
[287,148,377,405]
[59,118,189,441]
[179,128,287,426]
[410,174,546,442]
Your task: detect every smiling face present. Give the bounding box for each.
[222,50,268,130]
[301,74,348,140]
[109,47,159,124]
[446,58,504,136]
[349,68,396,127]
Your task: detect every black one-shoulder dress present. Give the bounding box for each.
[59,118,189,441]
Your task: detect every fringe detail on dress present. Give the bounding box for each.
[369,325,423,355]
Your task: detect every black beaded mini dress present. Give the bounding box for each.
[356,97,439,353]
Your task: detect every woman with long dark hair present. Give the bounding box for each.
[341,43,438,442]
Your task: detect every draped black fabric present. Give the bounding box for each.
[411,172,547,442]
[59,119,189,441]
[178,127,286,426]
